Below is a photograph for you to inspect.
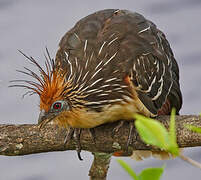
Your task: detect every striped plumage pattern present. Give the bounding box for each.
[55,9,182,117]
[11,9,183,160]
[12,9,182,129]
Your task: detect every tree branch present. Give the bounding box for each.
[89,152,112,180]
[0,115,201,156]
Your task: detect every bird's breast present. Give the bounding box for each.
[54,97,154,129]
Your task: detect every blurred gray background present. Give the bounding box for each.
[0,0,201,179]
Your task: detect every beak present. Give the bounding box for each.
[38,109,46,124]
[38,110,57,129]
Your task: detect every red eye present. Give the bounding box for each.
[53,102,62,110]
[51,101,65,111]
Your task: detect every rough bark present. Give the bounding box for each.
[89,152,112,180]
[1,115,201,180]
[0,115,201,156]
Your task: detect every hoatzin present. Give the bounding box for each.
[12,9,182,160]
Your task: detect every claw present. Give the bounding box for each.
[64,128,83,161]
[74,129,83,161]
[112,120,124,136]
[77,150,83,161]
[88,128,96,145]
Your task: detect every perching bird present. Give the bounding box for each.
[12,9,182,160]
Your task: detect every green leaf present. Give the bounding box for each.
[134,114,169,150]
[134,112,179,157]
[168,108,179,156]
[117,159,139,180]
[185,124,201,134]
[117,160,165,180]
[138,167,164,180]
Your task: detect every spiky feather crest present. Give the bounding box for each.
[10,49,72,112]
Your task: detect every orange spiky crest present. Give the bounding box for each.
[10,49,72,112]
[39,70,70,112]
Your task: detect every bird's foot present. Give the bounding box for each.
[127,121,134,147]
[64,127,83,161]
[112,120,135,149]
[88,128,96,145]
[112,120,125,136]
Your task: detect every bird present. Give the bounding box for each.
[11,9,182,160]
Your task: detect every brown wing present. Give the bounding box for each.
[55,9,182,115]
[128,15,182,115]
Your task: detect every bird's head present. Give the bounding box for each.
[10,49,74,128]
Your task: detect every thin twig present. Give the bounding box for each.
[179,154,201,169]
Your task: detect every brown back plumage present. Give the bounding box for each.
[11,9,182,123]
[55,9,182,115]
[11,9,183,161]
